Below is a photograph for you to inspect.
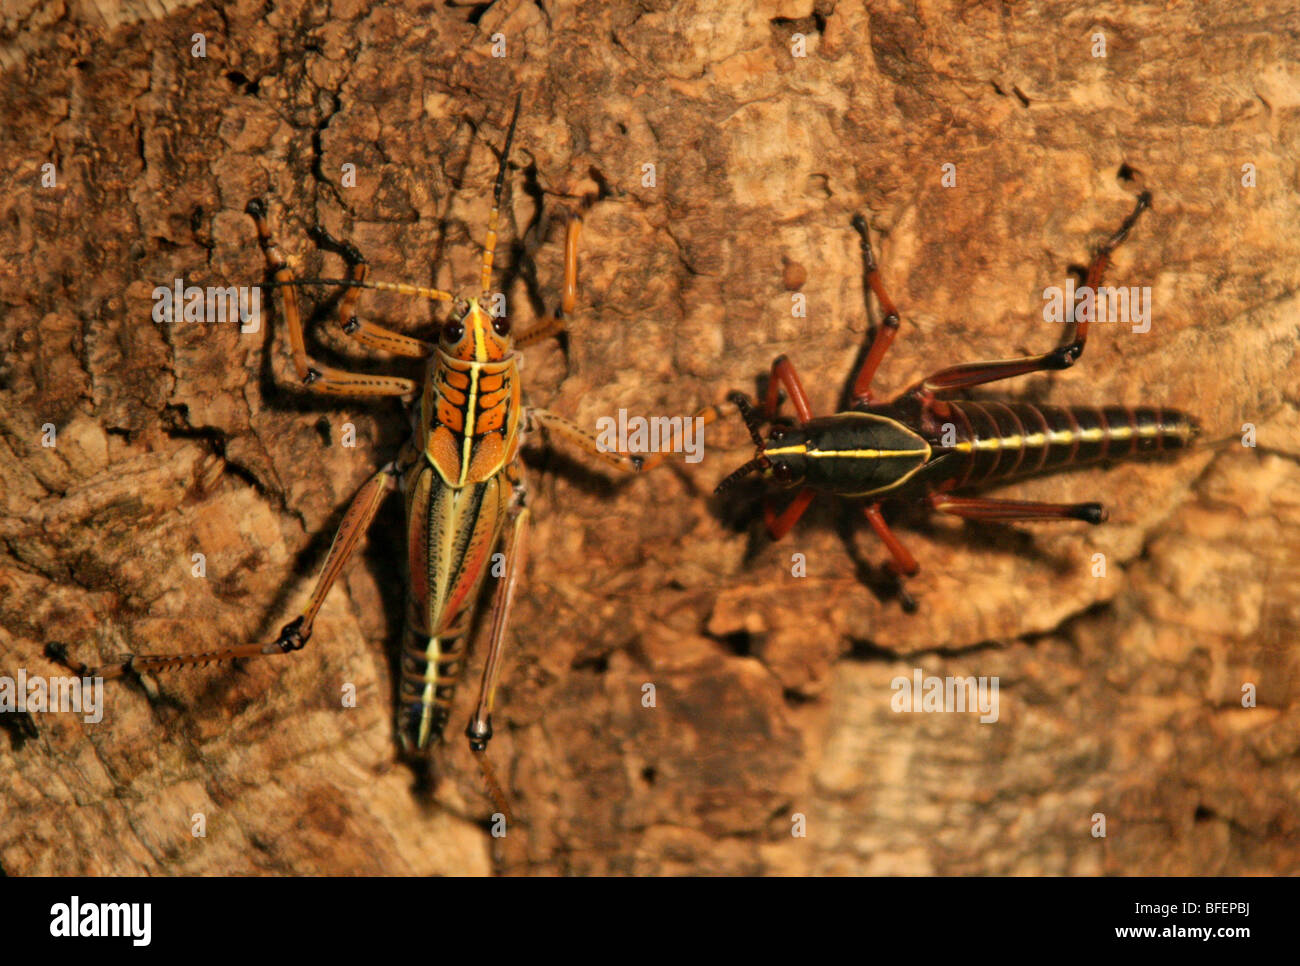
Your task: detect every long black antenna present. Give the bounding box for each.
[729,392,766,447]
[714,456,769,495]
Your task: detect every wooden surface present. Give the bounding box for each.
[1,0,1297,875]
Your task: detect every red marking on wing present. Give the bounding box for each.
[444,520,494,618]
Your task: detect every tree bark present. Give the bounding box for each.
[1,0,1297,875]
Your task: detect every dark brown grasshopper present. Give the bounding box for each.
[716,192,1198,609]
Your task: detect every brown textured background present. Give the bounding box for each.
[1,0,1297,875]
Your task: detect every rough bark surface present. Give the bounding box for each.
[1,1,1297,875]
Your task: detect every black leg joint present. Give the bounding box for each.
[304,367,322,385]
[1075,503,1107,525]
[275,616,308,653]
[466,719,492,752]
[343,316,361,334]
[244,198,267,218]
[1047,343,1082,370]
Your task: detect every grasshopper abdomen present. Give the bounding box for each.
[921,401,1199,490]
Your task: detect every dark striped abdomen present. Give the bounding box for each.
[941,401,1198,488]
[397,624,470,753]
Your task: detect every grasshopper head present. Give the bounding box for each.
[755,424,809,487]
[440,296,512,362]
[714,393,808,493]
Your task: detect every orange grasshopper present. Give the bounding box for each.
[49,95,688,809]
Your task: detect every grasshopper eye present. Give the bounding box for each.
[771,461,795,482]
[443,320,464,343]
[492,316,510,337]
